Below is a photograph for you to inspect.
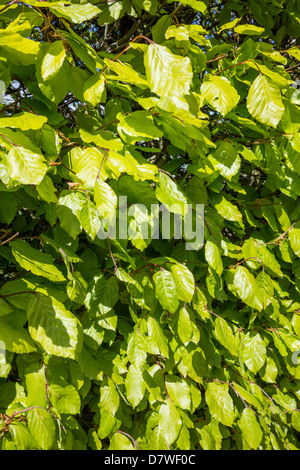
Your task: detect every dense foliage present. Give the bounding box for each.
[0,0,300,451]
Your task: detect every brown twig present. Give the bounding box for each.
[0,232,20,246]
[43,363,51,410]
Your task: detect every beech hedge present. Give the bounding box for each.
[0,0,300,450]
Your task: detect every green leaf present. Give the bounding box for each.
[125,364,145,407]
[78,346,103,381]
[8,423,35,450]
[208,141,240,181]
[170,263,195,302]
[10,240,66,282]
[211,193,243,222]
[176,0,207,13]
[109,432,135,450]
[128,273,158,311]
[36,175,58,203]
[218,18,240,32]
[25,363,48,408]
[36,47,70,104]
[107,150,158,181]
[67,271,88,305]
[99,379,120,415]
[83,72,105,106]
[240,331,267,374]
[166,24,208,41]
[27,295,83,360]
[0,298,12,317]
[289,226,300,256]
[80,128,123,151]
[48,382,81,414]
[231,383,264,411]
[80,199,101,240]
[6,147,47,185]
[41,40,66,80]
[192,286,210,321]
[104,58,148,86]
[0,112,47,131]
[117,110,163,143]
[205,239,223,276]
[247,75,285,128]
[128,202,153,251]
[10,240,65,282]
[155,171,188,216]
[49,3,101,23]
[214,316,238,357]
[292,411,300,432]
[176,306,193,344]
[256,43,287,65]
[144,43,193,97]
[165,376,191,410]
[97,410,118,439]
[0,318,37,354]
[127,331,148,367]
[205,382,234,427]
[0,30,40,66]
[88,429,102,450]
[0,191,17,224]
[235,24,265,35]
[238,408,263,450]
[56,190,86,239]
[259,354,278,383]
[85,275,119,317]
[158,401,182,445]
[201,75,240,116]
[27,408,58,450]
[153,269,179,313]
[196,419,222,450]
[118,175,157,208]
[247,61,292,88]
[94,179,117,221]
[72,147,105,188]
[230,266,264,311]
[148,426,169,450]
[152,14,172,43]
[147,315,169,358]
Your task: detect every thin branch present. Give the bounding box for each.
[96,150,108,180]
[10,406,48,418]
[0,232,20,246]
[0,133,17,147]
[286,62,300,71]
[0,0,18,14]
[228,257,265,271]
[108,236,118,273]
[43,363,51,411]
[230,369,283,416]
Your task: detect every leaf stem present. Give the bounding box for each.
[0,232,20,246]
